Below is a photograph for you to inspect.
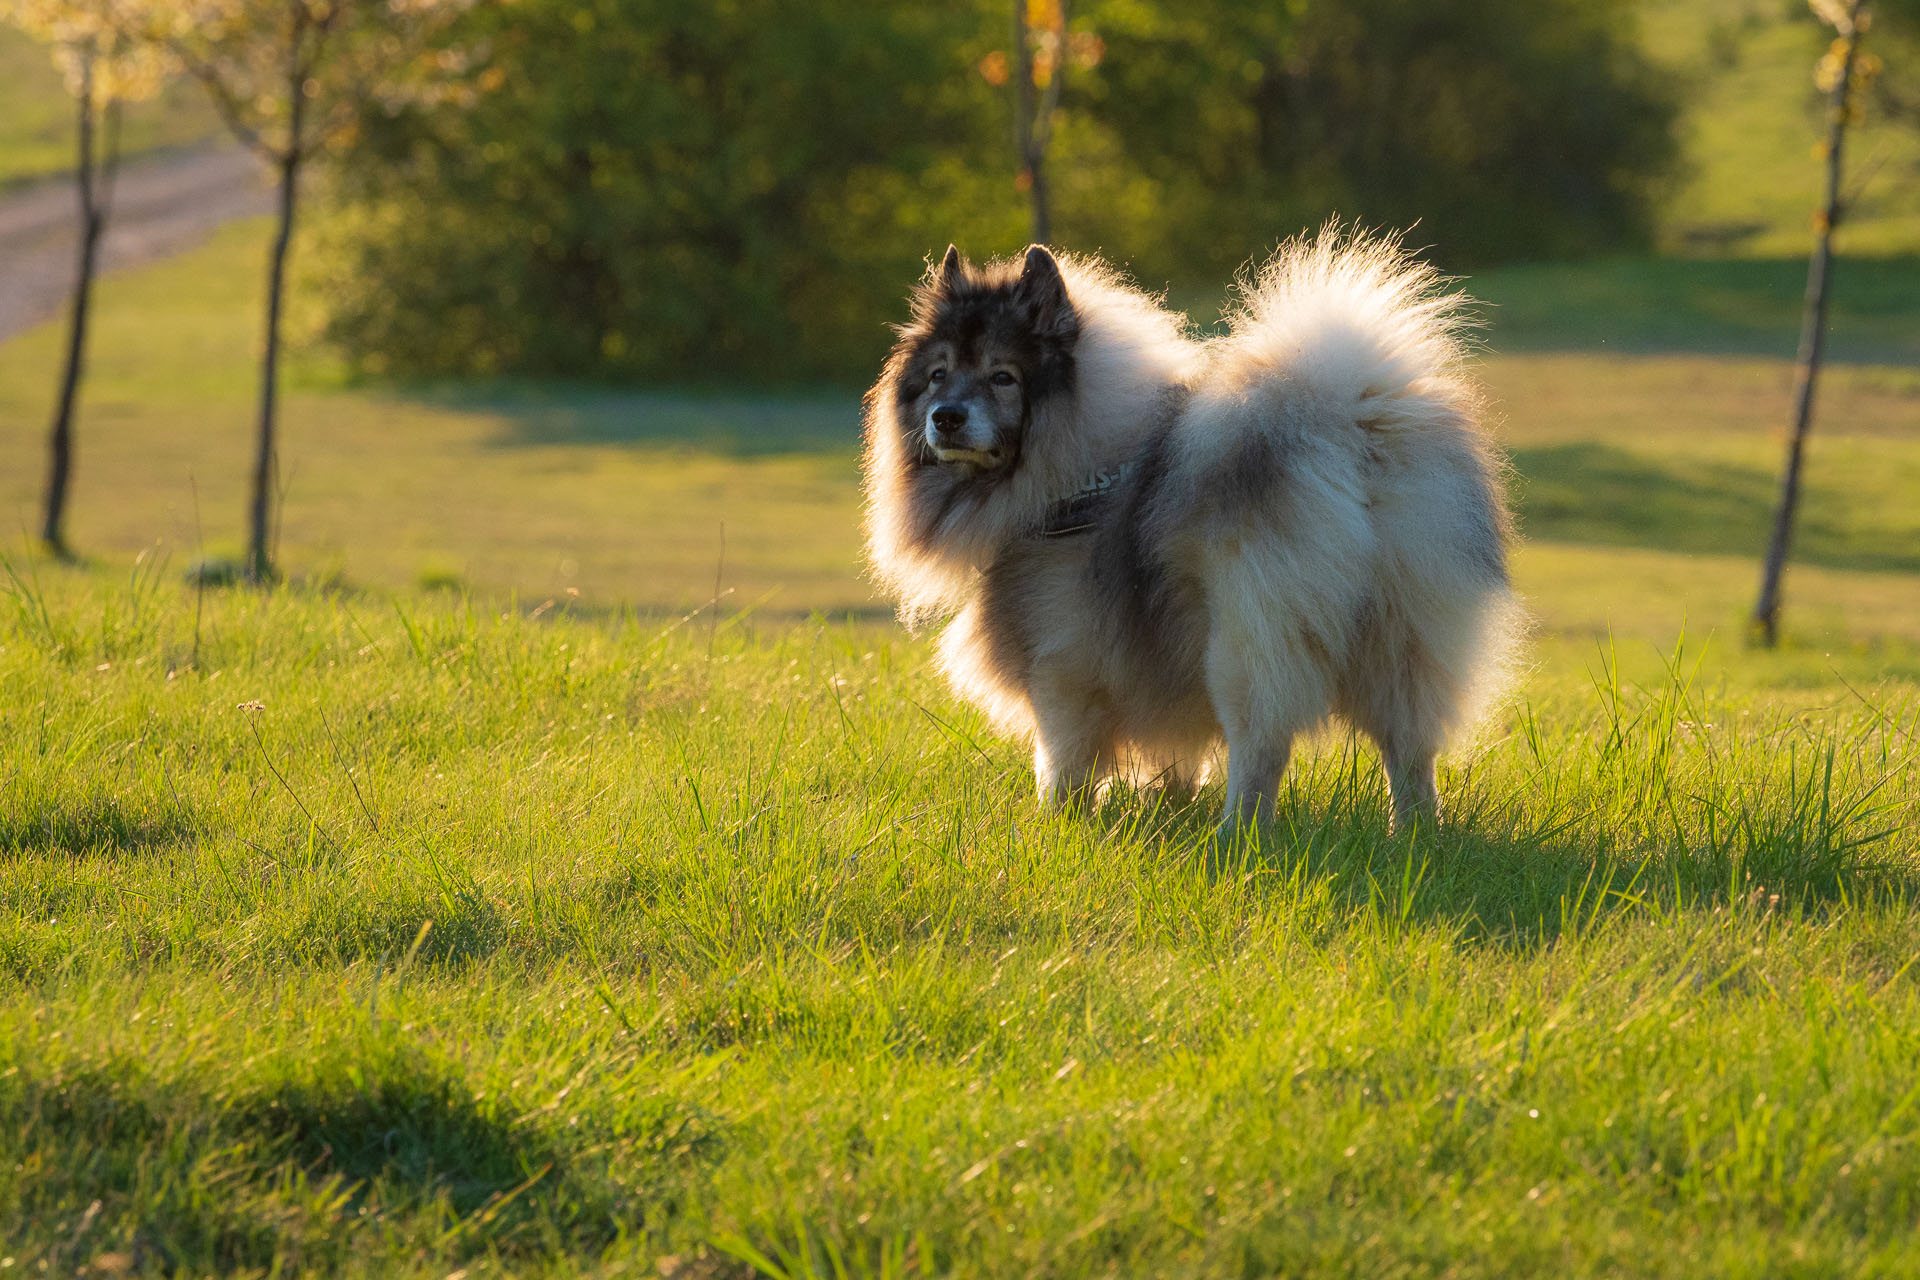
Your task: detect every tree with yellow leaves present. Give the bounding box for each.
[987,0,1101,246]
[144,0,478,581]
[0,0,171,558]
[1753,0,1884,647]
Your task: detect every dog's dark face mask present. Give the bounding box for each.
[897,244,1079,476]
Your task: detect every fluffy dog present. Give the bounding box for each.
[861,230,1517,834]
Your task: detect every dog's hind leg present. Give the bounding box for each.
[1188,441,1374,839]
[1218,730,1293,836]
[1206,627,1322,838]
[1377,731,1440,831]
[1201,541,1354,839]
[1337,620,1452,832]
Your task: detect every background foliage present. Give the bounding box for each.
[317,0,1018,381]
[1068,0,1678,278]
[314,0,1679,382]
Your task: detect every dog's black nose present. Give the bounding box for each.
[931,405,967,438]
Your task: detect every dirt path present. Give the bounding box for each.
[0,144,270,342]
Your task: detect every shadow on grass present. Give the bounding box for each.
[1511,441,1920,574]
[0,1063,307,1273]
[1472,255,1920,362]
[233,1040,724,1253]
[2,1040,724,1268]
[0,795,202,858]
[287,894,514,969]
[1088,709,1917,952]
[379,381,863,455]
[1186,776,1918,951]
[238,1049,582,1217]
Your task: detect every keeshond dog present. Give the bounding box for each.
[862,230,1518,835]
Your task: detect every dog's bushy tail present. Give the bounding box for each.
[1197,225,1523,756]
[1220,224,1477,428]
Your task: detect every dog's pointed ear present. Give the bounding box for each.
[1015,244,1075,339]
[937,244,965,290]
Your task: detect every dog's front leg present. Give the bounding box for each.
[1029,680,1113,809]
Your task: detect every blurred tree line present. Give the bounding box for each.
[315,0,1680,383]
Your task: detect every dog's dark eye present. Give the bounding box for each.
[991,371,1018,386]
[928,369,946,383]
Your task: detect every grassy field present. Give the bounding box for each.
[3,557,1918,1276]
[5,219,1918,654]
[1,200,1919,1273]
[4,11,1920,1257]
[0,28,218,188]
[1642,0,1920,259]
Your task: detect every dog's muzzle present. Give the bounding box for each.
[926,403,1005,468]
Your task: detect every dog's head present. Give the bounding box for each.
[891,244,1080,475]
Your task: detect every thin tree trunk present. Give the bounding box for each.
[1753,5,1863,647]
[1028,154,1052,248]
[43,55,106,559]
[248,145,299,581]
[1012,2,1045,244]
[1011,1,1066,246]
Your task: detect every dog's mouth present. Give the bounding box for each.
[930,445,1010,471]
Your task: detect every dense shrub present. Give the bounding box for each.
[316,0,1021,381]
[1074,0,1680,276]
[314,0,1677,383]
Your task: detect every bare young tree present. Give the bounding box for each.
[989,2,1100,247]
[1753,0,1879,647]
[1,0,170,559]
[977,7,1103,247]
[1011,0,1069,246]
[148,0,474,581]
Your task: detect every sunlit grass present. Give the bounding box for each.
[1,163,1917,1280]
[3,9,1918,1271]
[1639,0,1920,259]
[4,220,1917,650]
[0,28,217,187]
[2,566,1917,1275]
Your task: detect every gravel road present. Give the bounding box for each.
[0,143,271,342]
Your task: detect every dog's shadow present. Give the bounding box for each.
[1087,769,1915,953]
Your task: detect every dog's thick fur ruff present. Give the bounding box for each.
[862,229,1518,832]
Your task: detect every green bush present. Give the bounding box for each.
[314,0,1677,384]
[317,0,1021,382]
[1074,0,1679,275]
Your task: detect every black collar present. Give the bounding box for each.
[1039,462,1135,537]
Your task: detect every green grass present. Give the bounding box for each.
[6,219,1918,650]
[0,221,872,615]
[1,160,1918,1277]
[0,28,219,188]
[1640,0,1920,259]
[2,561,1918,1276]
[1471,257,1920,361]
